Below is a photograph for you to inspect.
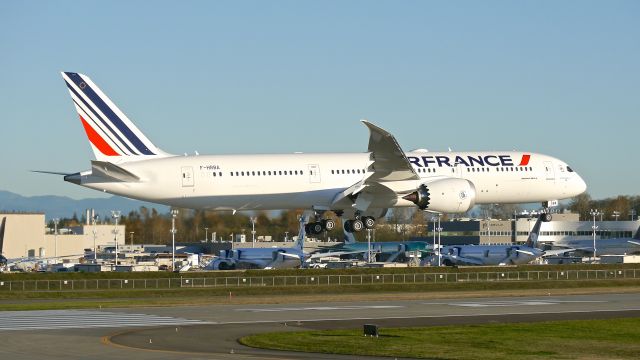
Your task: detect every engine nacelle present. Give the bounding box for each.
[403,178,476,213]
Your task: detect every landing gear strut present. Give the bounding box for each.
[541,201,553,222]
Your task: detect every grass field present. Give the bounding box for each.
[0,280,639,311]
[240,317,640,360]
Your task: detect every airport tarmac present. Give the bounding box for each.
[0,292,638,359]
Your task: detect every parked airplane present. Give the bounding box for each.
[49,72,587,235]
[546,228,640,257]
[209,217,308,270]
[428,214,545,266]
[310,230,431,263]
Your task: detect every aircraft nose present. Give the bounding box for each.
[574,174,587,195]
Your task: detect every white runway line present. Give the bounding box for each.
[235,305,403,312]
[432,300,608,308]
[0,310,209,331]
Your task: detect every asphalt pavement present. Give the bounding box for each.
[0,292,638,359]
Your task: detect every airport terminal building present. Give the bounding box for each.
[421,213,639,245]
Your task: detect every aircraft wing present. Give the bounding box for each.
[331,121,419,210]
[543,248,577,257]
[448,255,484,266]
[307,249,370,260]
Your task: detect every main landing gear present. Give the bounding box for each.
[305,218,336,235]
[304,211,377,235]
[344,215,376,233]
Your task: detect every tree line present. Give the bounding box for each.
[46,193,639,244]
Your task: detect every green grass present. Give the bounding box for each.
[240,318,640,360]
[0,279,639,311]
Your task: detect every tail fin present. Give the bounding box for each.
[525,214,544,248]
[295,216,306,250]
[61,72,172,163]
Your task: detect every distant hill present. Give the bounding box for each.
[0,190,168,220]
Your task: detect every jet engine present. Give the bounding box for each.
[402,178,476,213]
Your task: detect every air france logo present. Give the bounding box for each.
[407,154,531,168]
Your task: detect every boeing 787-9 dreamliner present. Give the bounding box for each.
[48,72,587,235]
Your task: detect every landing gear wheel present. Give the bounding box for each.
[322,219,336,231]
[309,222,323,235]
[351,219,364,232]
[344,220,354,233]
[363,216,376,229]
[542,213,553,222]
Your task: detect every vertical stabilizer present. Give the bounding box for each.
[61,72,172,163]
[295,216,306,251]
[525,214,544,249]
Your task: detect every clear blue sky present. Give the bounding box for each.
[1,1,638,200]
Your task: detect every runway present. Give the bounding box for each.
[0,292,638,359]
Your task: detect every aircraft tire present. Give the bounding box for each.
[310,222,323,235]
[352,219,364,232]
[363,216,375,229]
[344,220,354,233]
[543,213,553,222]
[322,219,336,231]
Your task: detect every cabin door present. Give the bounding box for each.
[308,164,321,183]
[181,166,194,187]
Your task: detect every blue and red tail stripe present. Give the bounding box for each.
[64,72,156,156]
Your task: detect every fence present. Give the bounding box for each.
[0,269,638,292]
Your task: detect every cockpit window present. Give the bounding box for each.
[567,166,574,172]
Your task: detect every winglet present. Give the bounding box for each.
[360,120,419,182]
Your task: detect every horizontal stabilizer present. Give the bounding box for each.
[31,170,74,176]
[91,161,139,182]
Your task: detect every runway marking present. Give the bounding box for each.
[0,310,209,331]
[440,300,607,308]
[236,305,403,312]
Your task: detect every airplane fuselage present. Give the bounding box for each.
[72,151,586,213]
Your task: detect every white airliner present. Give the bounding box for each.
[52,72,587,235]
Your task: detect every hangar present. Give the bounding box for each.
[0,212,124,259]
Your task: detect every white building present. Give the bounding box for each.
[0,213,124,259]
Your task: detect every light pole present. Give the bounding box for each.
[613,211,620,221]
[52,218,60,259]
[111,211,121,267]
[431,216,437,265]
[250,217,257,248]
[436,214,442,267]
[590,209,600,259]
[367,228,372,263]
[92,215,99,262]
[171,209,178,270]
